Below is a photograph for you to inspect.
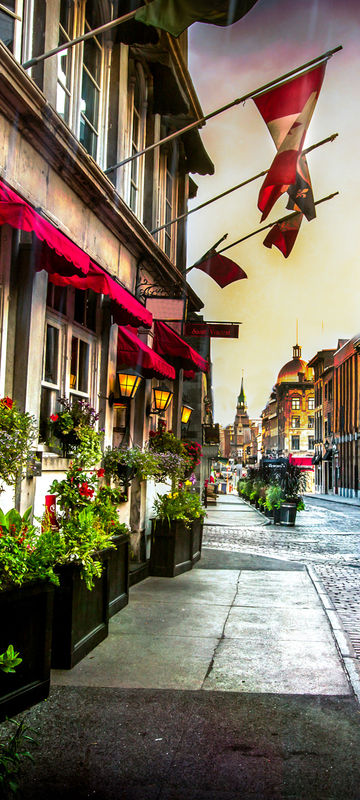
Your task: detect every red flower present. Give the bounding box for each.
[1,396,13,409]
[79,482,94,498]
[97,468,105,477]
[50,413,58,422]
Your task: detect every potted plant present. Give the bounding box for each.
[264,484,284,524]
[279,461,307,526]
[48,463,129,668]
[150,485,206,577]
[0,396,36,495]
[48,397,103,461]
[0,507,58,721]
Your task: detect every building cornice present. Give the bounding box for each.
[0,42,204,311]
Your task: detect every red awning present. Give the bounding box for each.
[0,180,90,273]
[289,455,314,469]
[117,326,175,380]
[0,179,152,328]
[49,262,152,328]
[153,320,209,373]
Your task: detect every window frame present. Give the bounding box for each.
[127,61,147,221]
[0,0,23,60]
[291,396,301,410]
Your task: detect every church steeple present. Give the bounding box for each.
[238,376,247,410]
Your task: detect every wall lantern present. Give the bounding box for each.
[181,403,193,424]
[108,369,142,407]
[147,384,173,416]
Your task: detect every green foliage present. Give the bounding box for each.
[0,508,59,591]
[0,718,35,797]
[48,398,102,464]
[49,463,129,589]
[265,484,284,511]
[0,398,36,490]
[103,446,190,486]
[148,430,185,455]
[0,646,22,674]
[279,462,308,502]
[153,487,206,529]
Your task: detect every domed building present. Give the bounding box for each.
[275,343,315,466]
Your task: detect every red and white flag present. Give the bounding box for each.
[263,212,303,258]
[253,62,326,220]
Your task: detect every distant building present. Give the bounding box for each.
[333,335,360,498]
[307,348,337,494]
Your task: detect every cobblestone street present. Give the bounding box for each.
[204,495,360,660]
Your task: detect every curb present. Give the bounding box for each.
[240,497,272,526]
[307,565,360,704]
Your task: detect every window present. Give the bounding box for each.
[56,1,108,165]
[291,435,300,451]
[164,151,176,258]
[308,396,315,410]
[128,63,147,219]
[291,397,300,410]
[291,417,300,428]
[328,379,333,402]
[40,286,98,443]
[324,383,328,400]
[328,412,332,435]
[308,436,314,450]
[308,416,314,428]
[0,1,22,59]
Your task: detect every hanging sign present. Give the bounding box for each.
[184,322,239,338]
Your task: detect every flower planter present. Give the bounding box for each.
[108,533,129,618]
[51,551,110,670]
[0,581,54,721]
[280,503,297,526]
[191,520,203,566]
[150,519,193,578]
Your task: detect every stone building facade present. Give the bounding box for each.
[0,2,212,560]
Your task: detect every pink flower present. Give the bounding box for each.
[50,413,58,422]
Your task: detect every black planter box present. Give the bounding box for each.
[150,519,193,577]
[280,503,297,526]
[108,534,129,618]
[0,581,54,721]
[51,552,110,670]
[191,521,203,565]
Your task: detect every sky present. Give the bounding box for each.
[186,0,360,425]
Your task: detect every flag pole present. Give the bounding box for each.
[105,45,342,175]
[217,192,339,254]
[22,8,142,69]
[150,133,338,235]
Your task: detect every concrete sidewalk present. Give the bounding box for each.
[305,492,360,507]
[13,546,360,799]
[205,493,265,527]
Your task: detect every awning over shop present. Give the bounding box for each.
[0,179,152,328]
[0,180,90,274]
[49,262,152,328]
[150,62,189,116]
[117,326,175,380]
[289,455,314,468]
[153,320,209,373]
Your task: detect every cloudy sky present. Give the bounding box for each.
[186,0,360,424]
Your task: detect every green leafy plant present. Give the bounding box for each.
[279,462,308,504]
[148,430,185,456]
[0,718,35,797]
[0,646,22,675]
[0,508,59,591]
[48,398,103,464]
[49,463,129,589]
[153,486,206,530]
[265,484,284,511]
[0,398,36,491]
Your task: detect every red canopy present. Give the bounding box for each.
[153,320,209,373]
[0,179,152,328]
[117,326,175,380]
[289,455,314,469]
[0,180,90,273]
